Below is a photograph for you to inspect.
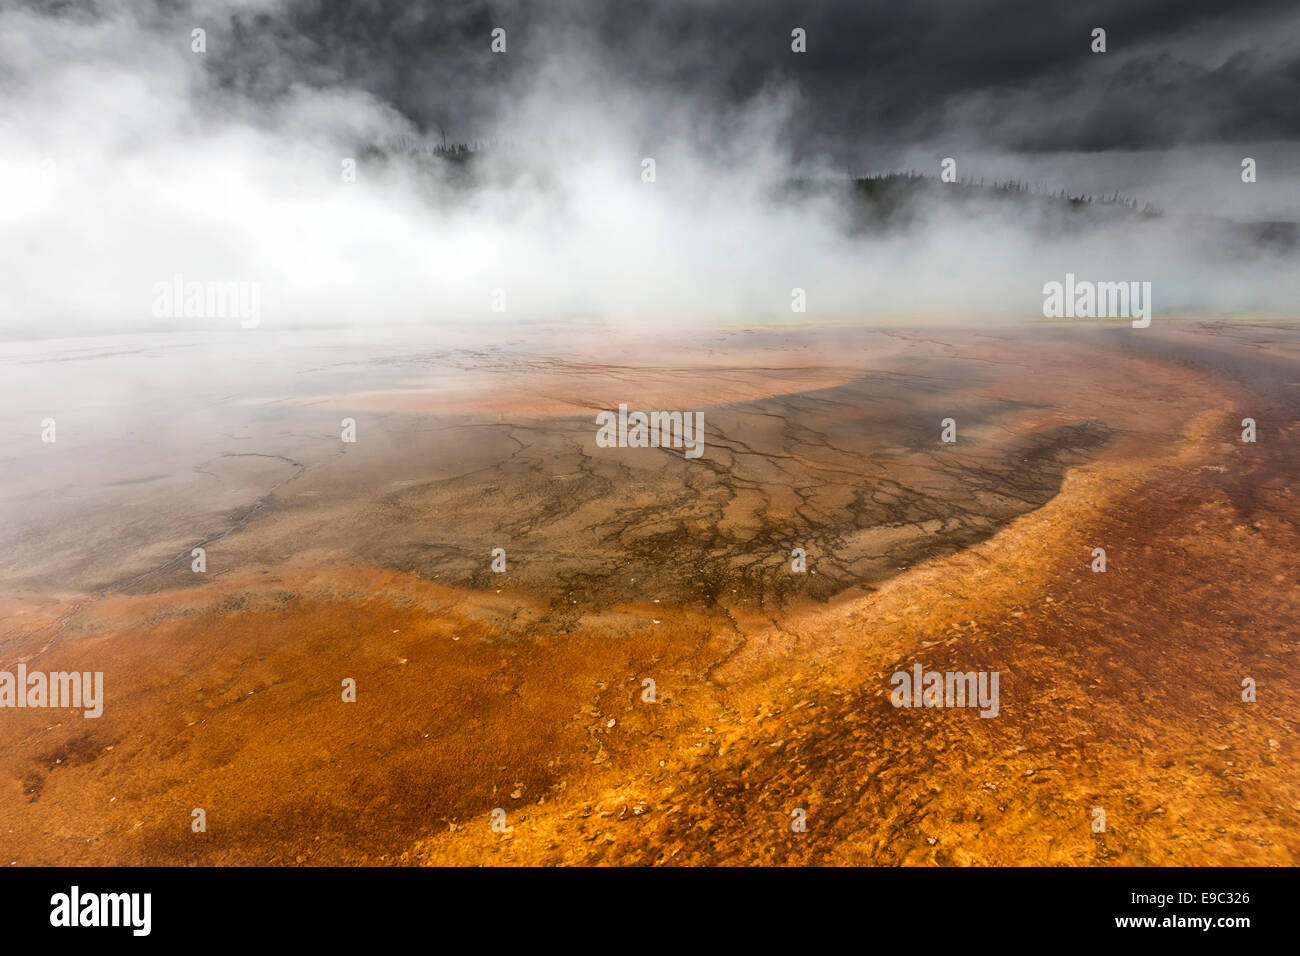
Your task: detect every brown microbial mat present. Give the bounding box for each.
[0,319,1296,865]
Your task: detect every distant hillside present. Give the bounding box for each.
[792,172,1298,252]
[359,140,1299,252]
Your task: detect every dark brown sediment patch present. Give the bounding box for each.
[5,327,1208,609]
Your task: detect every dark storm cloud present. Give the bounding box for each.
[195,0,1300,157]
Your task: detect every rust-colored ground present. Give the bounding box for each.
[0,320,1296,865]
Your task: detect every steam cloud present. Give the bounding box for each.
[1,0,1296,336]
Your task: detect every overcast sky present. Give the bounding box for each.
[184,0,1300,202]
